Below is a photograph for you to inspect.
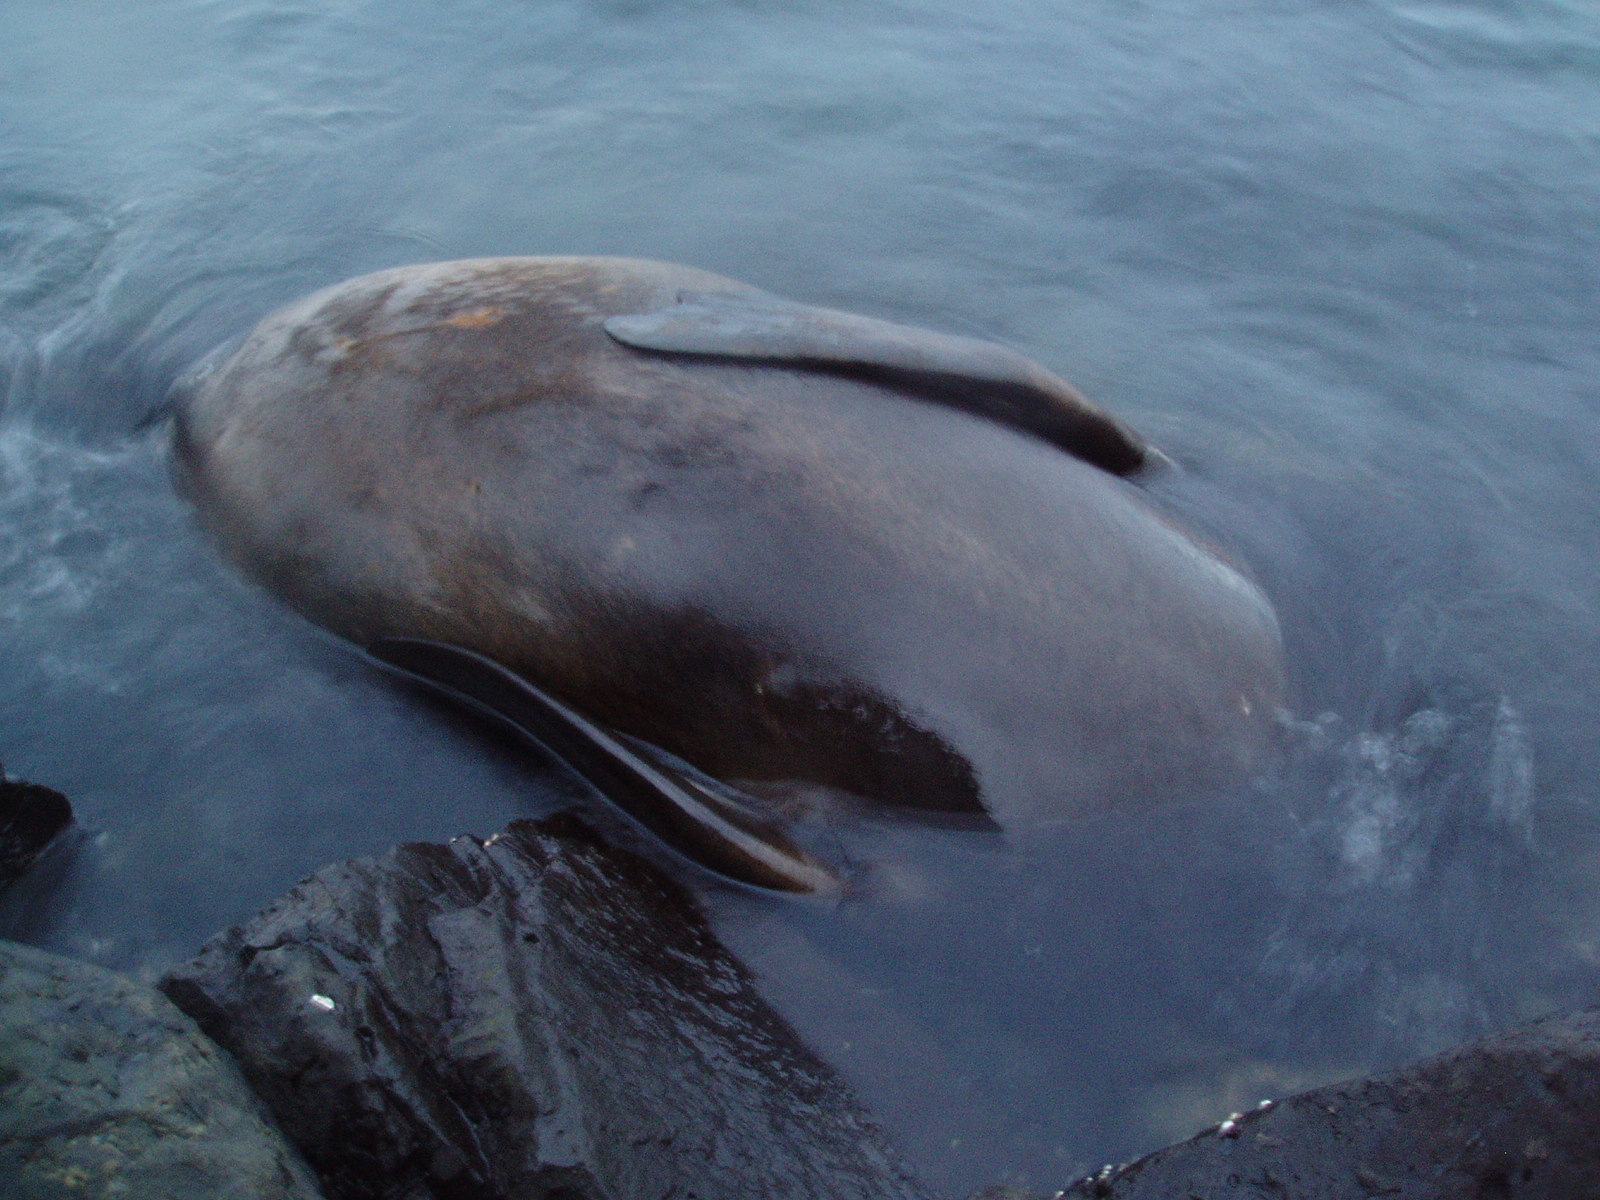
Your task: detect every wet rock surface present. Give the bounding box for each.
[0,938,326,1200]
[0,771,72,888]
[159,813,931,1200]
[1049,1006,1600,1199]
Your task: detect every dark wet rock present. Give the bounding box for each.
[0,938,326,1200]
[1046,1006,1600,1199]
[159,813,931,1200]
[0,771,72,887]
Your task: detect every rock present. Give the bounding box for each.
[159,813,931,1200]
[0,772,72,887]
[1050,1006,1600,1199]
[0,938,327,1200]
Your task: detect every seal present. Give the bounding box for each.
[172,256,1286,891]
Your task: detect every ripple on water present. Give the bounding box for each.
[0,429,133,624]
[0,189,115,315]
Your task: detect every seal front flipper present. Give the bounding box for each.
[366,637,843,896]
[604,291,1150,476]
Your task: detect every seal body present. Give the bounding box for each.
[174,257,1285,837]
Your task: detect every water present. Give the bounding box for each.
[3,0,1599,1193]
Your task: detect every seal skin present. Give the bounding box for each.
[172,256,1286,845]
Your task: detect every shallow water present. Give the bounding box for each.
[3,0,1599,1193]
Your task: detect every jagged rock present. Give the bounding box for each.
[159,813,931,1200]
[0,772,72,887]
[1051,1006,1600,1199]
[0,938,326,1200]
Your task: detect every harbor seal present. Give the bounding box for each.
[172,256,1286,891]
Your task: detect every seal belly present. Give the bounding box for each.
[173,256,1285,848]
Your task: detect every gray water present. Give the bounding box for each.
[3,0,1599,1193]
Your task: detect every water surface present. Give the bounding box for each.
[3,0,1599,1193]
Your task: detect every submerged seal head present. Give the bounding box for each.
[173,256,1286,891]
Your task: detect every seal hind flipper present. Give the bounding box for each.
[604,291,1149,476]
[366,636,843,896]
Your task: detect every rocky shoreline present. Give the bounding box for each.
[3,776,1599,1199]
[0,770,72,892]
